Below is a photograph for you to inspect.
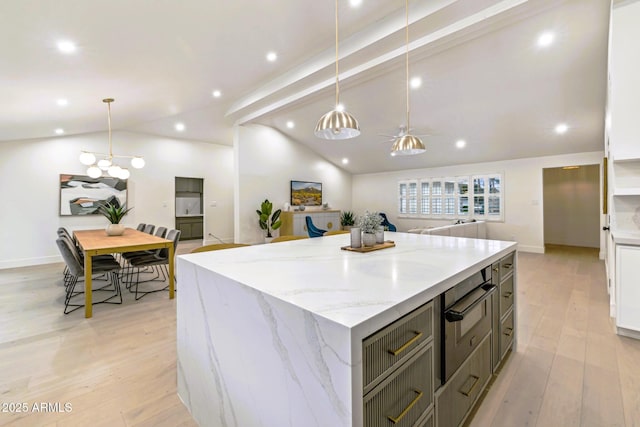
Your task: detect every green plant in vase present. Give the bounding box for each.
[356,211,383,246]
[340,211,355,230]
[256,199,282,241]
[98,201,133,236]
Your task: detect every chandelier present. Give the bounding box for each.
[314,0,360,140]
[390,0,426,156]
[79,98,145,179]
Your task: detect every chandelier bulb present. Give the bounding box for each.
[118,168,131,180]
[131,157,145,169]
[79,151,96,166]
[107,165,122,177]
[87,165,102,178]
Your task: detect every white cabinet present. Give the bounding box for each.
[280,210,341,237]
[606,2,640,337]
[611,157,640,232]
[615,243,640,337]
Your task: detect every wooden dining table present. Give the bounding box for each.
[73,228,175,318]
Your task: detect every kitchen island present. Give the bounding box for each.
[176,232,517,426]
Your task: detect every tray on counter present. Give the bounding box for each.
[341,240,395,253]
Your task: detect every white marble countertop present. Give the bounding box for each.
[179,232,516,332]
[612,229,640,245]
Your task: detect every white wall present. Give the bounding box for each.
[543,165,600,248]
[352,151,604,253]
[0,131,234,269]
[234,124,352,244]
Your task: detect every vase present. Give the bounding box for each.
[350,227,362,248]
[106,224,125,236]
[375,226,385,244]
[362,232,376,247]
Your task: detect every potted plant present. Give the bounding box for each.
[256,199,282,243]
[98,201,133,236]
[340,211,355,231]
[356,211,383,247]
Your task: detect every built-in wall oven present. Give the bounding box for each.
[435,265,495,385]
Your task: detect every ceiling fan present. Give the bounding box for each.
[378,125,434,143]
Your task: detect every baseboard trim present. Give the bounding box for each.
[517,245,545,254]
[616,326,640,340]
[0,255,62,270]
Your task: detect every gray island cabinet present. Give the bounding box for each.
[176,232,517,426]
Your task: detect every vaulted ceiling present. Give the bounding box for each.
[1,0,609,174]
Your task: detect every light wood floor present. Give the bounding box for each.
[0,245,638,426]
[469,245,640,427]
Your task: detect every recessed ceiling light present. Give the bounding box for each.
[56,98,68,106]
[456,139,466,149]
[555,123,569,134]
[286,121,295,129]
[55,128,64,135]
[349,0,363,7]
[537,31,555,48]
[266,51,277,62]
[56,40,77,54]
[342,158,349,164]
[410,77,422,89]
[212,90,222,98]
[175,122,186,132]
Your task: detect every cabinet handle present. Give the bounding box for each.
[459,374,480,397]
[387,389,423,424]
[503,291,513,298]
[503,327,513,337]
[388,331,423,356]
[493,267,499,272]
[503,263,512,269]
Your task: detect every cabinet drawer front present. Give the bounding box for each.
[500,253,514,279]
[363,302,433,391]
[364,344,433,427]
[500,309,514,359]
[436,333,491,427]
[416,408,434,427]
[499,274,514,318]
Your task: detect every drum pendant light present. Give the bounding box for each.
[314,0,360,140]
[391,0,426,156]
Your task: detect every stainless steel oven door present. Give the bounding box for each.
[443,284,496,381]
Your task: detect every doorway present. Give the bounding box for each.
[543,165,600,248]
[175,177,204,241]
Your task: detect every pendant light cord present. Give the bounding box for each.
[105,99,113,160]
[335,0,340,108]
[405,0,410,131]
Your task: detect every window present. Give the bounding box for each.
[431,180,442,215]
[398,173,503,221]
[458,177,469,216]
[444,179,456,215]
[398,180,418,215]
[421,181,430,215]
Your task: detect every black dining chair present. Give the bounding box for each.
[124,229,181,300]
[56,237,123,314]
[57,227,114,282]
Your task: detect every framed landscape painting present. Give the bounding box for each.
[59,174,127,216]
[291,180,322,206]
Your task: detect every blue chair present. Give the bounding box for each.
[305,216,327,238]
[379,213,397,232]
